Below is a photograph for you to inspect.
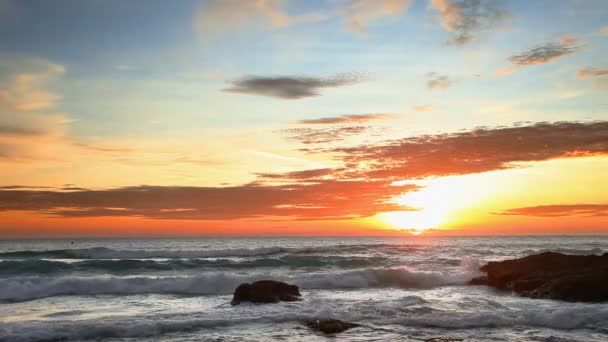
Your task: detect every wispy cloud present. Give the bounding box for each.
[223,73,365,99]
[426,72,454,90]
[495,204,608,217]
[412,105,434,112]
[280,126,368,145]
[497,37,582,75]
[342,0,412,35]
[0,61,64,111]
[509,41,580,66]
[577,67,608,78]
[256,168,337,181]
[430,0,510,45]
[602,25,608,36]
[195,0,327,41]
[297,113,394,125]
[0,59,71,164]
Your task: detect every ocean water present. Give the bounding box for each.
[0,236,607,342]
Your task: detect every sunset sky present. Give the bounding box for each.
[0,0,607,237]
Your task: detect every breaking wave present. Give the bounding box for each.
[0,255,389,276]
[0,244,410,260]
[0,259,480,302]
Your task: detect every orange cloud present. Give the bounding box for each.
[430,0,510,45]
[0,180,418,221]
[297,113,394,125]
[495,204,608,217]
[328,121,608,179]
[0,61,64,111]
[577,67,608,78]
[342,0,411,34]
[2,121,606,226]
[195,0,326,40]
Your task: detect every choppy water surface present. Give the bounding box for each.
[0,236,607,341]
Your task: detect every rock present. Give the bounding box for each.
[231,280,301,305]
[469,252,608,302]
[305,319,359,334]
[424,338,464,342]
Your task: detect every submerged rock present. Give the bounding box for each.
[231,280,301,305]
[305,319,359,334]
[470,251,608,302]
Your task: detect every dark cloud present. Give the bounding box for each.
[0,125,42,136]
[507,41,580,67]
[0,181,418,220]
[577,67,608,78]
[280,126,367,145]
[426,72,454,90]
[256,168,337,181]
[431,0,510,45]
[495,204,608,217]
[222,73,365,99]
[297,113,394,125]
[329,121,608,179]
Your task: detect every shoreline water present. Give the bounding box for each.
[1,236,607,341]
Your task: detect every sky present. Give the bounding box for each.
[0,0,607,237]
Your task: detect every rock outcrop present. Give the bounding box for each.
[470,251,608,302]
[231,280,301,305]
[304,319,359,334]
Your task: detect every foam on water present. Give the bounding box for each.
[0,259,480,302]
[1,236,607,341]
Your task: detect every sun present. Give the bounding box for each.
[379,210,444,234]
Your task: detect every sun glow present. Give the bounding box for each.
[379,210,445,234]
[378,173,503,233]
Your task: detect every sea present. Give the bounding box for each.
[0,236,607,341]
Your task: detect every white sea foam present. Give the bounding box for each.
[2,301,607,342]
[0,314,308,342]
[0,259,480,302]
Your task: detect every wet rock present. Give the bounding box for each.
[470,252,608,302]
[305,319,360,334]
[231,280,301,305]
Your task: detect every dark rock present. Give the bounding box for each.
[469,252,608,302]
[231,280,301,305]
[305,319,359,334]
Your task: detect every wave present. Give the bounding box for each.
[388,304,608,331]
[2,300,607,342]
[0,246,287,259]
[0,313,309,342]
[0,243,410,260]
[522,247,605,256]
[0,255,389,276]
[0,260,480,302]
